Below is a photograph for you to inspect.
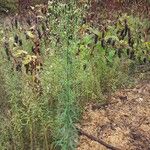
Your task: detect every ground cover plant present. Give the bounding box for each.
[0,0,149,150]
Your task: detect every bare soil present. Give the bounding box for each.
[78,74,150,150]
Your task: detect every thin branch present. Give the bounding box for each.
[77,127,121,150]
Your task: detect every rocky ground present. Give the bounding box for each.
[78,73,150,150]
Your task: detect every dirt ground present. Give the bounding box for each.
[77,74,150,150]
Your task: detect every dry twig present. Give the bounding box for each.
[77,127,121,150]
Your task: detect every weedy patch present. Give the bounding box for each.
[0,1,149,150]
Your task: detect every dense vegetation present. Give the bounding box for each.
[0,0,47,13]
[0,0,17,13]
[0,0,149,150]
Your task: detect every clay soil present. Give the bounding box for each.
[78,75,150,150]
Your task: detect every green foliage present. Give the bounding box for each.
[0,0,17,13]
[0,60,52,149]
[0,1,149,150]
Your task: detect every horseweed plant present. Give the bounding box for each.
[42,1,84,149]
